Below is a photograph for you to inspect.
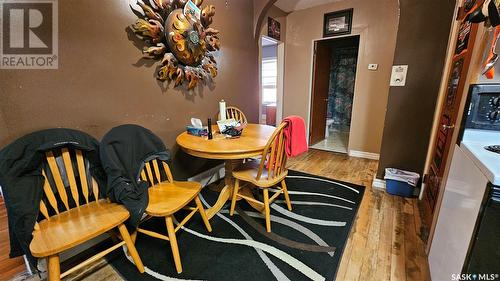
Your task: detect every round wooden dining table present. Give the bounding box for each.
[176,123,276,219]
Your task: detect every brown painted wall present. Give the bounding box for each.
[0,112,8,144]
[0,0,259,179]
[376,0,456,179]
[283,0,399,154]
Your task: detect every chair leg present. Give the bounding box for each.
[166,216,183,274]
[281,180,292,211]
[118,224,145,273]
[47,254,60,281]
[263,188,271,233]
[195,196,212,232]
[229,178,240,216]
[125,229,138,257]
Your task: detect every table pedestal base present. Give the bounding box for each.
[205,160,264,219]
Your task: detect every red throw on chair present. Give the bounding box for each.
[282,116,308,157]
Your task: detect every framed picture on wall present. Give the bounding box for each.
[323,8,353,37]
[268,17,281,41]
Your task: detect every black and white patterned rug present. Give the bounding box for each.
[108,170,365,281]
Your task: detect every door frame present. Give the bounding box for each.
[259,35,284,125]
[276,41,285,124]
[307,34,361,148]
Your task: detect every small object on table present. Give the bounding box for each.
[216,118,238,133]
[219,100,226,120]
[207,118,213,140]
[221,125,243,138]
[191,117,203,128]
[217,118,246,138]
[186,126,208,137]
[187,117,208,137]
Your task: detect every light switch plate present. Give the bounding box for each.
[368,64,378,70]
[390,65,408,86]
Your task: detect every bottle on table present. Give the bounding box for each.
[207,118,213,140]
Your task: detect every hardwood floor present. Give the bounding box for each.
[287,149,430,281]
[0,149,430,281]
[0,198,27,281]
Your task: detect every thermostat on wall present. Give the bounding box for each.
[390,65,408,86]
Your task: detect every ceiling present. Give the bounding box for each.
[274,0,343,13]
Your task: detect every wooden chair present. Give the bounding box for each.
[29,148,145,281]
[134,158,212,274]
[229,122,292,232]
[217,106,248,124]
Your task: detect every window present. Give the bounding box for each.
[261,57,277,104]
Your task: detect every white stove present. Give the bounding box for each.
[461,129,500,185]
[430,84,500,280]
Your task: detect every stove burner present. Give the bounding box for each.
[484,145,500,154]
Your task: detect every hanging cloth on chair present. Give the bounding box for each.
[99,124,171,228]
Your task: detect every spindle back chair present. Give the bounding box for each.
[217,106,248,124]
[139,158,174,187]
[29,147,144,281]
[229,122,292,232]
[134,157,212,274]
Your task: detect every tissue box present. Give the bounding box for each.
[186,126,208,137]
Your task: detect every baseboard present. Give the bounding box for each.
[187,163,225,187]
[372,176,386,190]
[348,150,380,160]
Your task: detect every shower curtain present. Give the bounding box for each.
[327,47,358,131]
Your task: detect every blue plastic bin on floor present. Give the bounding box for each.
[386,179,415,197]
[384,168,420,198]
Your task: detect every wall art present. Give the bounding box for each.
[267,17,280,41]
[130,0,220,89]
[323,8,353,37]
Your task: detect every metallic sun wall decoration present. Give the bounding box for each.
[130,0,220,89]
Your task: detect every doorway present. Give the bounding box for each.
[309,35,360,153]
[259,36,284,126]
